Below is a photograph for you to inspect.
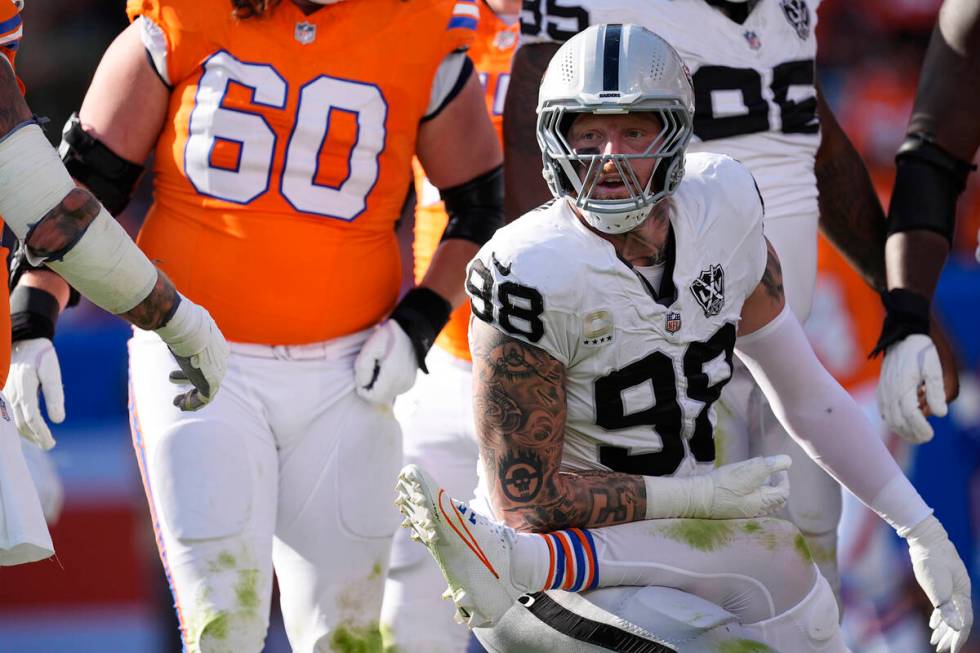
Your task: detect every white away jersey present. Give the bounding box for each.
[521,0,821,222]
[467,153,767,478]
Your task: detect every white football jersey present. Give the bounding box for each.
[467,153,767,478]
[521,0,821,222]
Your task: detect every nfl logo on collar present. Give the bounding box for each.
[665,312,682,334]
[295,21,316,45]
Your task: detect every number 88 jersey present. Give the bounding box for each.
[126,0,475,345]
[521,0,821,224]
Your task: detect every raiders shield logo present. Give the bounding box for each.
[780,0,811,40]
[690,265,725,317]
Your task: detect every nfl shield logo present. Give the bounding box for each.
[743,30,762,50]
[665,312,682,334]
[494,30,517,50]
[295,21,317,45]
[0,398,9,422]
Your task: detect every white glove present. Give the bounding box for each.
[904,515,973,653]
[644,455,791,520]
[877,334,947,443]
[354,320,419,406]
[3,338,65,450]
[155,297,229,411]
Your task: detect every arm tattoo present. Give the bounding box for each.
[122,269,178,330]
[815,90,887,292]
[25,187,176,329]
[26,189,101,260]
[503,44,560,221]
[472,322,646,532]
[0,58,32,138]
[760,239,785,303]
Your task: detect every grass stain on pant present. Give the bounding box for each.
[794,533,814,564]
[330,624,383,653]
[660,520,735,552]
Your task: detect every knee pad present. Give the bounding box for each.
[149,422,252,541]
[748,574,846,652]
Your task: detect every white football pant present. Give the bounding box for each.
[382,347,478,653]
[128,328,402,653]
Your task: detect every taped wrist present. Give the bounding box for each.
[643,474,709,519]
[870,288,930,357]
[870,474,933,537]
[390,287,452,373]
[10,285,59,341]
[887,134,977,243]
[440,165,504,246]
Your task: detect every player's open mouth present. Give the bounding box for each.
[594,177,628,197]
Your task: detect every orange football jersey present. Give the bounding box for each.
[413,3,517,361]
[808,235,883,392]
[126,0,476,344]
[0,0,24,384]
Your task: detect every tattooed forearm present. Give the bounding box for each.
[815,89,888,292]
[504,470,646,533]
[760,239,784,303]
[0,59,33,137]
[472,320,647,532]
[122,269,178,330]
[26,189,101,260]
[503,43,560,221]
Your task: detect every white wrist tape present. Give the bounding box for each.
[0,123,76,240]
[154,296,207,357]
[0,122,159,314]
[46,206,159,314]
[870,473,934,537]
[644,474,709,520]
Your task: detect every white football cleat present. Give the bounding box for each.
[395,464,526,627]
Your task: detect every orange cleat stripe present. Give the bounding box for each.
[437,489,500,579]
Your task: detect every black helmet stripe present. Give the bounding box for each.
[602,24,622,92]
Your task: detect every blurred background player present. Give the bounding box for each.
[12,0,504,650]
[505,0,959,603]
[871,0,980,444]
[381,2,519,652]
[0,0,228,565]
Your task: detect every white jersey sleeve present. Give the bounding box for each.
[466,204,584,366]
[672,152,767,309]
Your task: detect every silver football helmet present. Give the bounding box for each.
[537,24,694,234]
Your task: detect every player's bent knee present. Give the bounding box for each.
[150,423,253,541]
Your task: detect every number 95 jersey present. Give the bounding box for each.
[467,153,767,478]
[521,0,820,223]
[126,0,475,345]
